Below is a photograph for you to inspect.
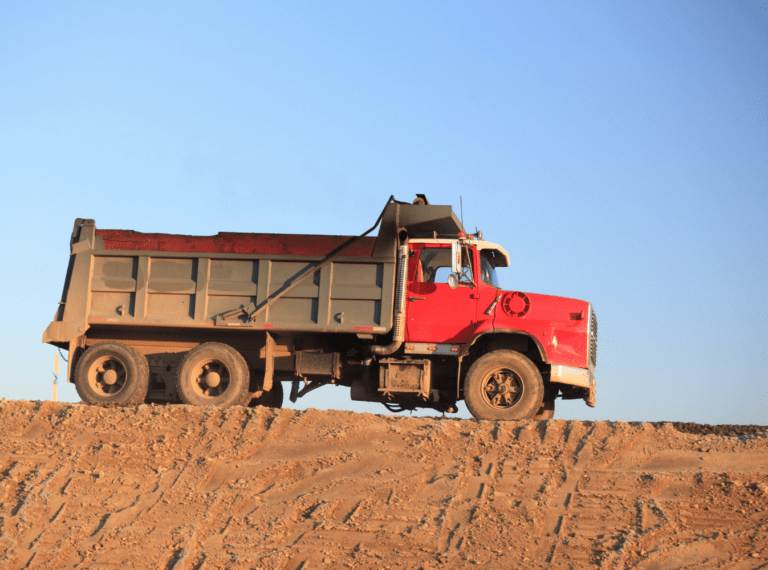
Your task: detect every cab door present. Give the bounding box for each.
[404,243,478,344]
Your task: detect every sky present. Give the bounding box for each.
[1,1,765,425]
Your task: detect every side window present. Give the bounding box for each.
[418,247,473,284]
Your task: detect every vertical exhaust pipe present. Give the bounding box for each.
[371,244,409,356]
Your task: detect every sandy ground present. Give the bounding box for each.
[0,399,766,569]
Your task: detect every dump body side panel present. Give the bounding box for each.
[44,226,397,342]
[88,253,395,333]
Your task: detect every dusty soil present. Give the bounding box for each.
[1,399,766,569]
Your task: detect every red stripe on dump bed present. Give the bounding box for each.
[95,230,376,257]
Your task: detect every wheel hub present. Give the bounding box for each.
[102,369,118,386]
[483,369,523,409]
[191,360,230,399]
[204,371,221,388]
[87,356,127,396]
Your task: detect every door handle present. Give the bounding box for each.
[409,297,426,301]
[485,294,502,315]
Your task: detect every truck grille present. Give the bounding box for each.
[589,306,598,367]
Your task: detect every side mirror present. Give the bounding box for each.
[447,273,459,289]
[451,241,462,274]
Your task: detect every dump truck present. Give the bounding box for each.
[43,195,597,420]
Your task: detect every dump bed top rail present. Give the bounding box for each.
[95,231,378,257]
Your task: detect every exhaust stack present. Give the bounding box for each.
[371,244,408,356]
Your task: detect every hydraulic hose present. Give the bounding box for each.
[247,196,396,323]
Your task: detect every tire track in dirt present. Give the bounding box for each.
[0,400,766,569]
[530,420,598,567]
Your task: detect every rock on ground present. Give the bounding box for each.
[0,399,766,569]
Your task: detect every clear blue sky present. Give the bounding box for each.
[1,1,765,424]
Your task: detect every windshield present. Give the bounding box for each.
[480,252,500,288]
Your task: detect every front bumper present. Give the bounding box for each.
[550,364,596,407]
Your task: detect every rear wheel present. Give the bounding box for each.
[176,343,250,407]
[464,350,544,421]
[74,342,149,405]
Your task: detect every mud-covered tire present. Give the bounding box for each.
[176,343,250,407]
[74,342,149,405]
[464,350,544,421]
[248,377,284,409]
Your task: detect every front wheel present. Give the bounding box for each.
[464,350,544,421]
[176,343,251,407]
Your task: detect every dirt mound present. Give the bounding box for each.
[1,399,766,569]
[663,422,767,438]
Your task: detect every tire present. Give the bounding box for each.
[74,342,149,405]
[464,350,544,421]
[248,375,284,409]
[176,343,251,407]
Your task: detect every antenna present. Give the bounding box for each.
[474,178,479,234]
[460,196,464,228]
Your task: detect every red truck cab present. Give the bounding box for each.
[403,234,596,420]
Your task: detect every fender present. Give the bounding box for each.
[459,328,549,363]
[453,325,550,400]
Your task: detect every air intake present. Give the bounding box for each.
[501,291,530,318]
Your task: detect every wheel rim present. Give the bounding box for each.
[481,367,524,409]
[190,359,231,399]
[87,356,128,396]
